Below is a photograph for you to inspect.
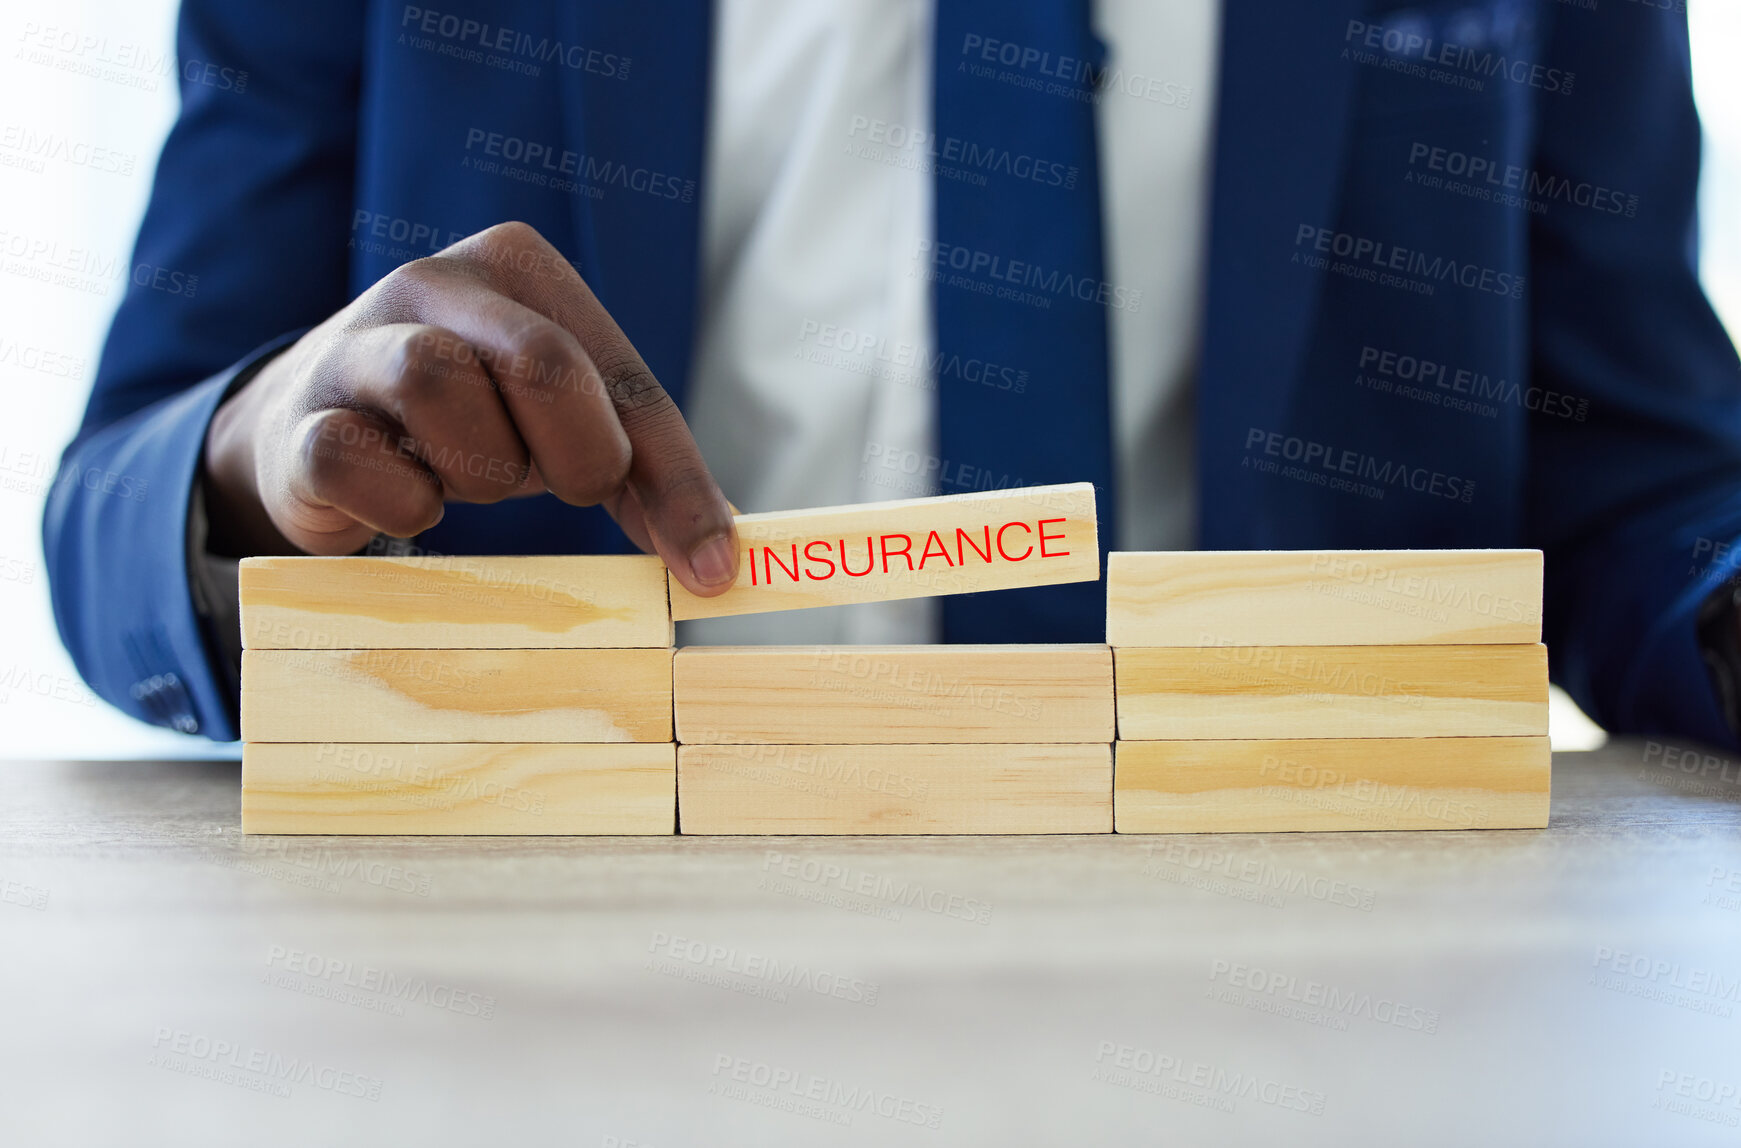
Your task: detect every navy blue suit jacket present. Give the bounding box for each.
[44,0,1741,745]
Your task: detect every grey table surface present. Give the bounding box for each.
[3,738,1740,1146]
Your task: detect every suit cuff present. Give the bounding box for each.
[45,332,301,741]
[185,480,243,680]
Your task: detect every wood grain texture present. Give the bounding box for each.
[241,742,676,834]
[1106,550,1542,647]
[1114,736,1550,832]
[1114,644,1547,740]
[678,742,1112,834]
[674,644,1114,744]
[668,483,1098,620]
[241,648,674,743]
[240,555,673,649]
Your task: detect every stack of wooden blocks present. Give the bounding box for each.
[668,482,1112,834]
[238,555,679,834]
[236,482,1552,836]
[1107,551,1551,832]
[673,644,1114,834]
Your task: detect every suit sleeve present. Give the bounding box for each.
[42,0,362,740]
[1529,4,1741,748]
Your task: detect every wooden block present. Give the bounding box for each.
[1114,644,1547,740]
[1114,737,1550,832]
[668,483,1098,620]
[674,644,1114,744]
[241,742,676,834]
[241,648,673,743]
[678,743,1112,834]
[1106,550,1542,647]
[239,555,672,649]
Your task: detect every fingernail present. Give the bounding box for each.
[689,534,737,587]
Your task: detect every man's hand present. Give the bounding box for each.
[202,221,738,596]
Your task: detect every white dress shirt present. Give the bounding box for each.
[682,0,1220,646]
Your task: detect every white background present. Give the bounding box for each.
[1,1,1734,758]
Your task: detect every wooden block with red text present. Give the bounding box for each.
[667,483,1098,620]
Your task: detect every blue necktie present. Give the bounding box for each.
[931,0,1118,643]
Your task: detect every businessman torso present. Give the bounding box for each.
[54,0,1741,741]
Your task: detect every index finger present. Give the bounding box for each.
[442,223,739,596]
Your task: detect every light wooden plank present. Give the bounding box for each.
[674,644,1113,744]
[241,648,674,743]
[678,743,1112,834]
[239,555,672,649]
[1114,644,1547,740]
[1106,550,1542,647]
[669,483,1098,620]
[241,742,676,834]
[1114,737,1550,832]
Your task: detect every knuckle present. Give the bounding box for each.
[601,436,635,488]
[420,221,578,293]
[439,445,532,504]
[376,500,440,540]
[511,323,571,374]
[373,257,461,316]
[299,415,362,495]
[435,474,493,504]
[385,329,442,388]
[598,356,671,418]
[374,333,460,423]
[480,220,545,250]
[385,255,447,293]
[301,412,418,490]
[496,323,575,397]
[469,222,566,284]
